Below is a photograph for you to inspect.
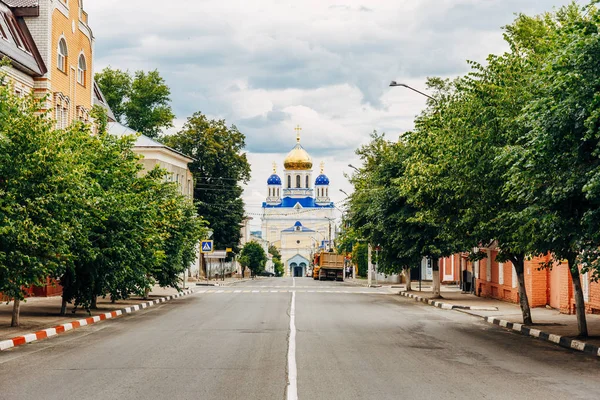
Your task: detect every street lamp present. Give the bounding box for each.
[348,164,359,172]
[389,81,438,103]
[339,189,350,197]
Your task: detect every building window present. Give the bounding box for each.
[57,39,68,72]
[326,188,328,197]
[269,188,271,197]
[583,270,590,302]
[0,18,7,40]
[287,175,291,189]
[296,175,301,188]
[2,13,29,52]
[54,93,70,129]
[306,175,309,188]
[77,54,86,86]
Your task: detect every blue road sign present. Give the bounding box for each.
[201,240,214,254]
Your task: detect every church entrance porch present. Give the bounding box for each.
[288,255,310,278]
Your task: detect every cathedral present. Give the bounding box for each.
[261,128,336,277]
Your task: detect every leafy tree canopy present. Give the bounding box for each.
[163,112,251,253]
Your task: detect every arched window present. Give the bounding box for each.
[57,38,68,72]
[296,175,301,188]
[277,188,280,197]
[287,175,291,188]
[77,54,87,86]
[268,188,271,197]
[306,176,309,188]
[326,188,328,197]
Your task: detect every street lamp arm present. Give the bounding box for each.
[389,81,438,104]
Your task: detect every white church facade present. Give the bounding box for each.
[261,128,336,277]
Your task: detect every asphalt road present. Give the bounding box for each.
[0,277,599,400]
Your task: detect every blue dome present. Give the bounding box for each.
[315,174,330,185]
[267,174,282,185]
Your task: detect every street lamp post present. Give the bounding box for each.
[389,81,438,104]
[348,164,360,172]
[390,80,442,295]
[324,217,335,251]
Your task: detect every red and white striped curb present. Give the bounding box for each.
[0,289,194,351]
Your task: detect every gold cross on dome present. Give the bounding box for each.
[272,162,277,173]
[320,161,325,174]
[294,125,302,142]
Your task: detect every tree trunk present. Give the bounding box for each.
[90,295,97,310]
[60,296,68,316]
[404,267,412,291]
[567,256,588,337]
[512,255,533,325]
[431,257,441,298]
[11,298,21,327]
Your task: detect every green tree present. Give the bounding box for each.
[163,112,251,253]
[352,243,368,277]
[240,242,267,277]
[125,70,175,139]
[94,68,175,138]
[95,67,131,123]
[0,81,87,326]
[60,110,205,314]
[269,245,284,277]
[504,3,600,336]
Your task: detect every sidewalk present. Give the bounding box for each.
[0,286,182,342]
[192,276,264,286]
[397,287,600,351]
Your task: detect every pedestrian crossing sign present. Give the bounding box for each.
[201,240,214,253]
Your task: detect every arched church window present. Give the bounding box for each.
[269,188,271,197]
[288,175,291,188]
[326,188,328,197]
[306,176,309,188]
[296,175,301,188]
[277,188,280,197]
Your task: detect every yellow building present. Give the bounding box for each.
[12,0,94,126]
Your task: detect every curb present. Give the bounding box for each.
[485,317,600,357]
[399,291,498,311]
[0,288,194,352]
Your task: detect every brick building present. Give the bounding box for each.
[451,246,600,316]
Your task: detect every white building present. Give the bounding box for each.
[261,130,336,277]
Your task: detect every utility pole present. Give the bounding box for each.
[368,243,373,287]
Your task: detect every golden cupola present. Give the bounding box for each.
[284,127,313,170]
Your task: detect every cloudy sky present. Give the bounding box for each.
[86,0,572,230]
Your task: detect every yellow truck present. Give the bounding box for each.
[313,251,345,281]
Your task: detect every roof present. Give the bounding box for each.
[93,82,117,122]
[315,174,330,185]
[107,122,194,162]
[0,2,45,76]
[2,1,38,7]
[267,173,282,185]
[282,221,315,233]
[262,196,334,209]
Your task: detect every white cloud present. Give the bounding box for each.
[85,0,572,230]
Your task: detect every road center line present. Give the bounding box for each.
[287,290,298,400]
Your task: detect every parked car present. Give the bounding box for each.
[259,271,275,277]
